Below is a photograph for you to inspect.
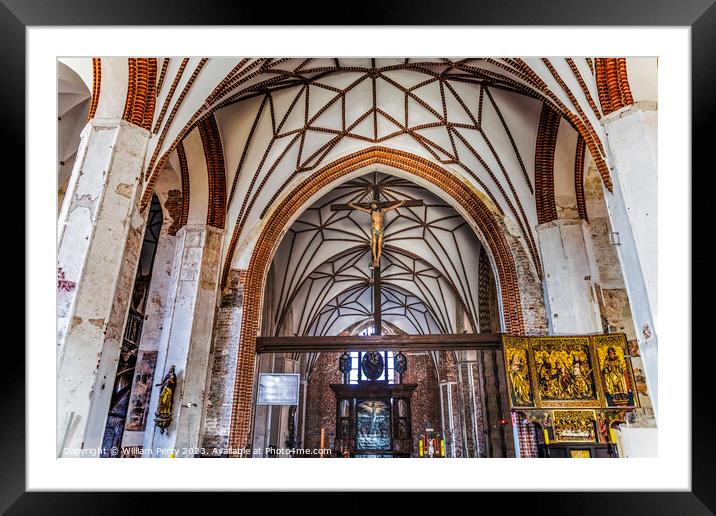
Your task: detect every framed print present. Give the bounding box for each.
[11,0,710,512]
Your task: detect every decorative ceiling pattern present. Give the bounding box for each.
[267,172,485,337]
[64,57,630,300]
[128,57,609,279]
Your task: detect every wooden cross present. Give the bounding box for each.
[330,183,424,335]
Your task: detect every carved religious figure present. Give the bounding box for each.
[509,353,531,406]
[571,353,593,398]
[154,365,177,434]
[597,411,609,443]
[347,200,407,268]
[601,346,628,396]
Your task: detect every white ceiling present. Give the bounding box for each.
[60,57,612,294]
[266,172,485,337]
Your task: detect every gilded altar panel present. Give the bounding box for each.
[592,334,639,408]
[529,337,602,408]
[502,336,534,408]
[552,410,598,442]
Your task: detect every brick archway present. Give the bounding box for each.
[227,147,526,452]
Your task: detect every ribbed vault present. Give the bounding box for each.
[265,172,490,338]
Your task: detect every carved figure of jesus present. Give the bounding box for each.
[348,200,406,267]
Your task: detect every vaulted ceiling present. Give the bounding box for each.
[61,57,647,303]
[265,172,488,337]
[58,61,91,200]
[140,58,606,281]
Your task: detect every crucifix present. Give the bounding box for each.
[331,179,423,334]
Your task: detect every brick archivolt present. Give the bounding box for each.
[197,114,227,229]
[595,58,635,116]
[226,147,540,452]
[136,57,628,239]
[122,58,157,131]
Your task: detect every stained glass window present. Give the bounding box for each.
[345,325,395,384]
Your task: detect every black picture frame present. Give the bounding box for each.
[8,0,709,512]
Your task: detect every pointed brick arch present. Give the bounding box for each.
[595,58,634,116]
[198,113,227,229]
[122,58,158,130]
[226,147,529,452]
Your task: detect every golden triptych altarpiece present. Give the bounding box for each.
[502,334,639,447]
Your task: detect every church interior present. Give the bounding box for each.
[56,57,658,459]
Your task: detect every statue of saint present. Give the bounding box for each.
[571,354,592,398]
[509,353,531,405]
[154,365,177,433]
[597,412,609,443]
[347,200,407,268]
[601,347,628,395]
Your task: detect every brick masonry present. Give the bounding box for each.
[401,353,442,456]
[201,269,246,454]
[303,352,341,451]
[513,412,538,458]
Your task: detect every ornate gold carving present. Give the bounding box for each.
[530,336,600,408]
[553,410,597,442]
[154,365,177,434]
[593,334,639,408]
[503,336,534,407]
[502,333,638,410]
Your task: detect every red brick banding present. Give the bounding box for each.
[140,58,209,197]
[574,135,588,222]
[153,58,189,134]
[156,58,170,98]
[534,105,560,224]
[87,58,101,121]
[595,58,634,115]
[122,57,157,131]
[198,113,227,229]
[565,58,603,120]
[176,140,190,230]
[226,147,527,453]
[510,58,612,191]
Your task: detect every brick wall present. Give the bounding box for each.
[513,412,538,458]
[201,269,245,454]
[401,353,442,455]
[304,352,342,451]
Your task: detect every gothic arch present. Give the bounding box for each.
[226,146,540,451]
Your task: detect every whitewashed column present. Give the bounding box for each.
[144,224,223,457]
[121,223,178,449]
[601,101,659,416]
[56,118,150,456]
[536,218,603,334]
[439,380,458,457]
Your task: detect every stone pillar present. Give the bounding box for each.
[121,223,178,449]
[251,353,275,457]
[298,377,308,448]
[536,219,603,334]
[270,355,298,454]
[200,269,246,455]
[143,224,223,457]
[439,380,459,457]
[56,118,150,456]
[601,102,659,416]
[456,361,485,458]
